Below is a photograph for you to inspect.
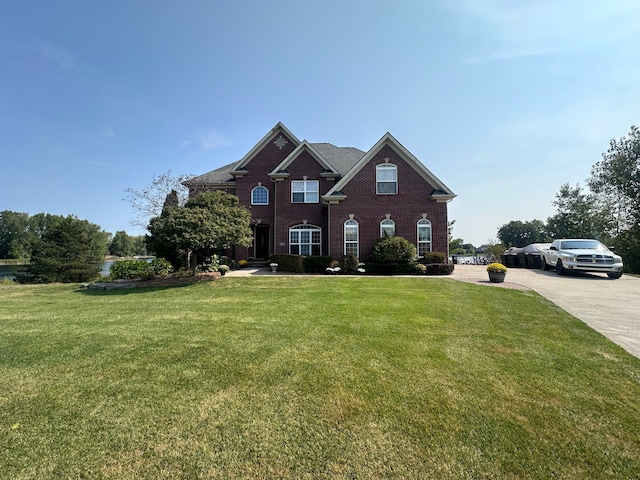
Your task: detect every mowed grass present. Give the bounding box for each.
[1,277,639,479]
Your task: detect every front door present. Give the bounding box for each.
[254,225,269,259]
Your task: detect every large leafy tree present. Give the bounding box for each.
[147,191,252,273]
[0,211,68,260]
[545,183,613,240]
[109,230,136,257]
[21,216,109,283]
[0,210,30,259]
[497,219,547,247]
[588,125,640,232]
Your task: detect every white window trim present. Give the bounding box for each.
[289,224,322,255]
[380,219,395,238]
[251,185,269,205]
[344,219,359,257]
[417,219,432,257]
[376,164,397,195]
[291,180,319,203]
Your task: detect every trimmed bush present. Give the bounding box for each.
[418,252,447,264]
[270,255,305,273]
[426,263,454,275]
[370,236,416,263]
[303,255,333,273]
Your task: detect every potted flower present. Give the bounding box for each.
[487,262,507,283]
[269,262,278,272]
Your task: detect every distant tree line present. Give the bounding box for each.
[0,211,147,261]
[494,126,640,273]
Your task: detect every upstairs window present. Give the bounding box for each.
[417,219,432,257]
[380,219,395,238]
[376,164,397,194]
[292,180,319,203]
[251,185,269,205]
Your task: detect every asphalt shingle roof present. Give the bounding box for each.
[184,143,366,186]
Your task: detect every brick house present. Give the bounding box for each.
[184,122,456,262]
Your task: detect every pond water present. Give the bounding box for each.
[0,259,144,281]
[0,264,23,280]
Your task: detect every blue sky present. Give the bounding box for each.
[2,1,639,246]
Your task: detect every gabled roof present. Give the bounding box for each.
[324,132,456,203]
[234,121,301,171]
[184,125,455,205]
[269,141,360,180]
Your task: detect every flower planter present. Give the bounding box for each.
[488,272,506,283]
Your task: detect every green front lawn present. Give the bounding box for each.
[1,277,639,479]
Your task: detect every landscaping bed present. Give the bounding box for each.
[86,272,221,290]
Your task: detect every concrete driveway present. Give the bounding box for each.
[451,264,640,358]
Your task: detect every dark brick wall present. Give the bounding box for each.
[328,144,449,260]
[271,150,335,255]
[189,134,451,262]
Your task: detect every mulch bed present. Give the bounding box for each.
[86,272,222,290]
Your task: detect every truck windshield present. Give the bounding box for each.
[560,240,605,250]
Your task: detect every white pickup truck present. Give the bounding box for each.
[540,239,624,279]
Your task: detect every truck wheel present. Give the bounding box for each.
[607,272,622,279]
[556,260,567,275]
[541,257,549,271]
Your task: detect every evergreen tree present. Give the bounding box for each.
[20,216,107,283]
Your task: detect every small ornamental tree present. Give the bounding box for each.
[370,236,416,263]
[147,191,252,273]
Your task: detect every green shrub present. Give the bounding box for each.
[110,259,153,280]
[218,264,230,275]
[426,263,454,275]
[370,236,416,263]
[270,255,305,273]
[219,256,238,269]
[418,252,447,264]
[149,258,173,276]
[200,255,220,273]
[303,256,333,273]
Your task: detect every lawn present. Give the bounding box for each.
[1,277,639,479]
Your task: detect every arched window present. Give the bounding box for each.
[376,164,397,194]
[417,219,432,256]
[251,186,269,205]
[289,225,321,255]
[380,219,395,238]
[344,220,359,257]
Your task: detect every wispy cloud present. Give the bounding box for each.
[453,0,640,64]
[181,128,231,151]
[37,41,80,71]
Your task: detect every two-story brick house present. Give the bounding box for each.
[184,122,455,262]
